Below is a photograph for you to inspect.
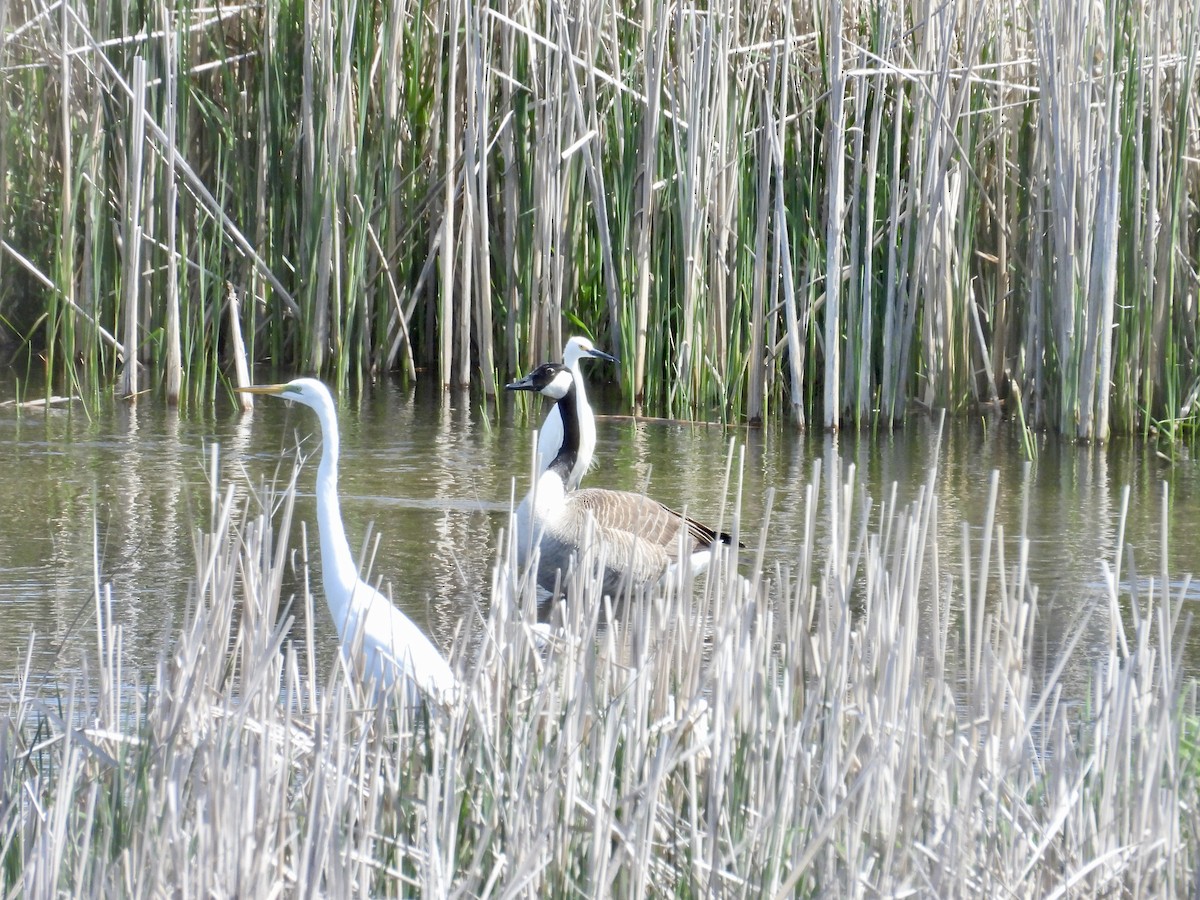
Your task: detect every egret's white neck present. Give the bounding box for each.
[312,401,360,624]
[567,357,596,489]
[569,357,594,417]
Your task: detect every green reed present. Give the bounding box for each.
[1,0,1198,437]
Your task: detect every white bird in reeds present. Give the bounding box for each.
[535,336,618,490]
[507,362,738,599]
[237,378,458,708]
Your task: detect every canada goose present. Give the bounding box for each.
[237,378,458,707]
[534,336,617,490]
[507,363,736,598]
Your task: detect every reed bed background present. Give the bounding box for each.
[0,450,1196,895]
[1,0,1199,437]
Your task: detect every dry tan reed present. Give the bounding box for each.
[1,443,1196,895]
[2,0,1197,436]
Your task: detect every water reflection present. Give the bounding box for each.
[1,376,1197,693]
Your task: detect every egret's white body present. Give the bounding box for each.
[535,337,616,490]
[509,364,735,599]
[238,378,458,707]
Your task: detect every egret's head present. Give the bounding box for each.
[563,336,618,366]
[236,377,333,411]
[506,363,575,400]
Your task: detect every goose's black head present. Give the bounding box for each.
[507,362,579,484]
[505,362,575,400]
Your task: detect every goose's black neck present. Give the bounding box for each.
[548,379,579,484]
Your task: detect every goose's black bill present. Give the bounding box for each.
[506,362,568,393]
[505,373,539,392]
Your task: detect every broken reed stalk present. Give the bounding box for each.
[119,56,147,401]
[162,8,182,406]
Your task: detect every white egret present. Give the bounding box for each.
[508,363,736,598]
[238,378,458,707]
[535,336,617,490]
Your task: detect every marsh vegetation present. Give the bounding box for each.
[1,452,1196,895]
[2,0,1198,436]
[3,0,1200,890]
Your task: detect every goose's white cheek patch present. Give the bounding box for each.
[544,370,574,400]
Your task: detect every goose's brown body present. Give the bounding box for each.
[509,363,735,598]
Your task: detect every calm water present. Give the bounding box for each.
[3,375,1199,690]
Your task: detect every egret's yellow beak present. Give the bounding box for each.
[236,384,289,396]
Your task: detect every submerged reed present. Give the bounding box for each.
[2,0,1197,436]
[1,448,1195,894]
